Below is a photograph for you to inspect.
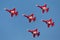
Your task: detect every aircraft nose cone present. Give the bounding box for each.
[36,4,38,6]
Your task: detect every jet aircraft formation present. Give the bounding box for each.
[4,4,55,38]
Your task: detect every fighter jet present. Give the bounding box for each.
[36,4,49,13]
[28,28,40,38]
[42,18,54,28]
[4,8,18,17]
[22,14,36,23]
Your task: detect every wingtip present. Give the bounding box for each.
[35,28,38,30]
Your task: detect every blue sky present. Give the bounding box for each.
[0,0,60,40]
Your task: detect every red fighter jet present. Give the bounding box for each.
[36,4,49,13]
[22,14,36,23]
[28,29,40,38]
[42,18,54,28]
[4,8,18,17]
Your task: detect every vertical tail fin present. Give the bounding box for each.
[46,8,49,12]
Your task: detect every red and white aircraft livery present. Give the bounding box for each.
[28,29,40,38]
[36,4,49,13]
[42,18,54,28]
[4,8,18,17]
[22,14,36,23]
